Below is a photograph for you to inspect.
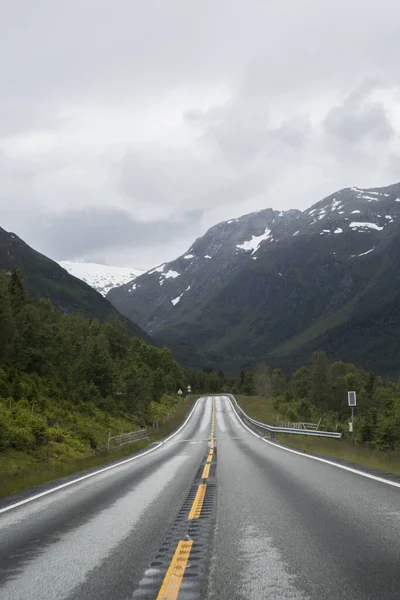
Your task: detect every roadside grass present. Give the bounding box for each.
[236,395,400,478]
[236,395,280,424]
[0,398,196,500]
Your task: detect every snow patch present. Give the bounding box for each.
[164,270,180,279]
[204,255,212,259]
[385,215,394,222]
[361,194,380,202]
[331,198,342,211]
[351,210,361,214]
[293,231,299,236]
[349,222,384,231]
[358,248,375,257]
[149,264,165,274]
[59,261,144,296]
[183,254,194,260]
[236,227,271,254]
[171,294,183,306]
[334,228,343,234]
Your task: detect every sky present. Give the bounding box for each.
[1,0,400,270]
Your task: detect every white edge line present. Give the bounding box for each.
[225,396,400,490]
[0,397,204,515]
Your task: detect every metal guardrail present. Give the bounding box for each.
[226,394,342,439]
[107,428,149,451]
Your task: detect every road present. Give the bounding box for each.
[0,395,399,599]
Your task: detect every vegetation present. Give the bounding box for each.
[0,397,196,499]
[235,352,400,474]
[0,269,194,496]
[0,227,148,340]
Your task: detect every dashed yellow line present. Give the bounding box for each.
[201,463,211,479]
[156,539,193,599]
[156,398,215,598]
[188,483,207,519]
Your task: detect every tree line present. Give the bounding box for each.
[0,270,187,453]
[236,352,400,451]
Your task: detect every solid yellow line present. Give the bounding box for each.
[156,539,193,599]
[202,463,211,479]
[188,484,207,519]
[206,451,213,463]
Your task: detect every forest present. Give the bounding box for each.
[1,267,398,473]
[236,352,400,451]
[0,269,188,457]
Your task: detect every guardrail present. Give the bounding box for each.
[226,394,342,439]
[107,428,149,451]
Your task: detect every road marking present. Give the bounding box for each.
[156,539,193,600]
[226,396,400,490]
[202,464,211,479]
[0,398,204,515]
[188,483,207,519]
[206,450,214,463]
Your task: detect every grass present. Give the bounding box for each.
[236,394,280,425]
[237,395,400,478]
[0,397,196,500]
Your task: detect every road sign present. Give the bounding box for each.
[177,389,183,396]
[348,391,356,406]
[187,385,192,393]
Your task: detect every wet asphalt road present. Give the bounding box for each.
[1,395,399,599]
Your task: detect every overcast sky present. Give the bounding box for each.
[1,0,400,269]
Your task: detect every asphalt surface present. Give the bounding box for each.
[1,395,400,599]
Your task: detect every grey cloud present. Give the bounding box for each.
[324,89,394,143]
[1,1,400,270]
[31,206,204,263]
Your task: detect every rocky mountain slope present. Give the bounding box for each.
[107,208,301,333]
[0,228,149,341]
[108,182,400,376]
[59,261,143,296]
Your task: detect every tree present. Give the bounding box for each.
[254,362,273,397]
[243,371,255,395]
[8,269,27,316]
[310,351,331,410]
[291,366,311,399]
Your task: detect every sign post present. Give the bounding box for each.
[187,385,192,395]
[348,391,356,438]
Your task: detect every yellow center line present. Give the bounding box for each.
[201,463,211,479]
[206,451,213,463]
[188,483,207,519]
[156,539,193,600]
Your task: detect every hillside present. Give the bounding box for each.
[0,228,149,341]
[59,261,143,296]
[108,182,400,376]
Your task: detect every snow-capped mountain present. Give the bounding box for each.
[59,261,144,296]
[107,181,400,376]
[107,208,301,331]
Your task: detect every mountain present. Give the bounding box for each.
[107,208,301,333]
[59,261,144,296]
[108,182,400,376]
[0,228,149,341]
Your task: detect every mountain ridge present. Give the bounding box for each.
[107,181,400,376]
[0,227,150,342]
